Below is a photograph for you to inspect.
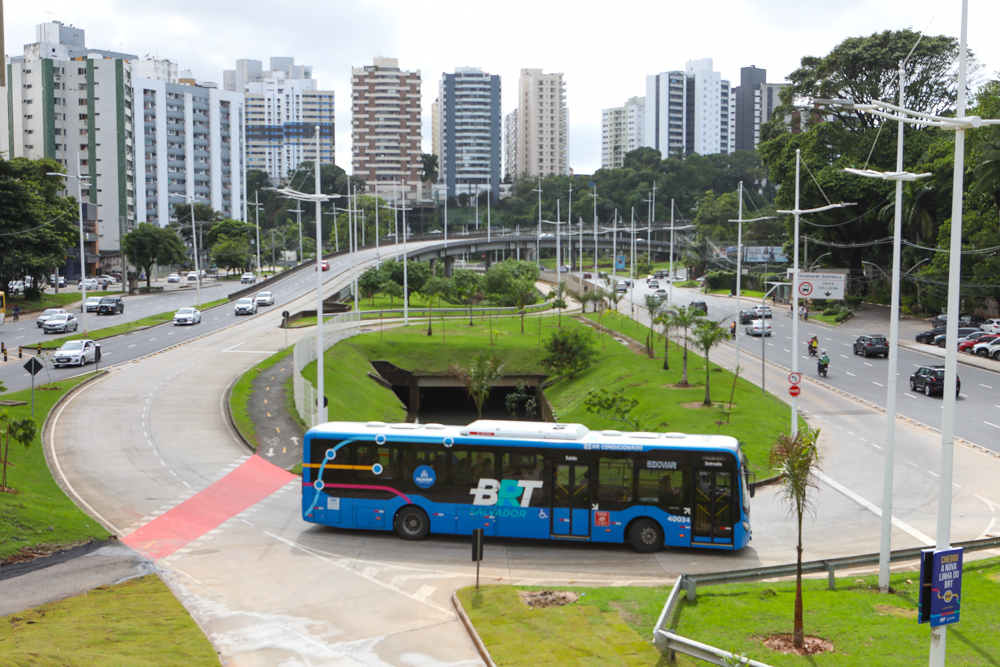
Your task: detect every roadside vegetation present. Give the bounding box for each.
[228,346,297,450]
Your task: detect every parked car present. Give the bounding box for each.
[97,296,124,315]
[739,310,758,325]
[187,271,200,282]
[909,365,960,397]
[234,298,257,315]
[745,319,772,337]
[52,339,101,367]
[43,313,79,334]
[255,291,274,306]
[84,296,102,312]
[77,278,98,290]
[96,275,117,285]
[980,319,1000,334]
[690,301,708,315]
[167,273,181,283]
[959,333,999,353]
[915,326,947,344]
[173,307,202,325]
[50,274,67,288]
[241,272,256,284]
[960,315,985,327]
[37,308,69,327]
[931,327,980,347]
[752,305,772,318]
[853,334,889,358]
[971,337,1000,358]
[7,280,25,295]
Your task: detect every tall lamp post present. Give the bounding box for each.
[728,182,775,371]
[46,154,91,334]
[533,179,543,267]
[185,194,205,308]
[276,126,341,425]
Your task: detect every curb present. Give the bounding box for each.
[451,592,498,667]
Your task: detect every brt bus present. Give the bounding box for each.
[302,420,754,553]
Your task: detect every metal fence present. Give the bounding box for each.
[652,536,1000,666]
[292,311,361,427]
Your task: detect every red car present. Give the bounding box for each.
[959,333,999,352]
[315,260,329,271]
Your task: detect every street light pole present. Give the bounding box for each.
[534,179,542,266]
[253,190,262,277]
[669,200,676,305]
[187,195,202,308]
[47,154,90,334]
[590,185,598,278]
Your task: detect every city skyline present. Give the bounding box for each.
[5,0,999,176]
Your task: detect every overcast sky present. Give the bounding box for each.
[6,0,999,176]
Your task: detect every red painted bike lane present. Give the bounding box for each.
[123,455,295,561]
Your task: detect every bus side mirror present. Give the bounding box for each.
[749,483,756,498]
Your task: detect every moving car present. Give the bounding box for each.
[959,333,998,353]
[314,261,330,271]
[915,326,947,344]
[909,365,961,397]
[648,279,660,288]
[739,310,758,325]
[745,319,772,336]
[653,289,667,299]
[50,275,67,288]
[853,334,889,358]
[173,307,202,325]
[43,313,79,334]
[84,296,102,312]
[37,308,69,327]
[187,272,200,282]
[690,301,708,315]
[167,273,181,283]
[97,296,124,315]
[241,273,256,284]
[583,273,592,279]
[255,291,274,306]
[52,339,101,367]
[616,282,628,293]
[234,298,257,315]
[752,305,772,318]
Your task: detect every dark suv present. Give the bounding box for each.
[690,301,708,315]
[97,296,124,315]
[853,334,889,358]
[909,365,961,397]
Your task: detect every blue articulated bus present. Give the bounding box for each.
[302,420,754,552]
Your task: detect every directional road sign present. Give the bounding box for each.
[796,271,845,300]
[788,372,802,385]
[24,356,44,376]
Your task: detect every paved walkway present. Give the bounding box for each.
[247,353,305,469]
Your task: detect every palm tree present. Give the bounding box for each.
[512,277,538,334]
[1,413,39,492]
[973,137,1000,224]
[653,309,671,370]
[690,320,729,405]
[769,427,822,650]
[449,353,505,418]
[547,281,568,328]
[877,180,936,244]
[666,305,704,387]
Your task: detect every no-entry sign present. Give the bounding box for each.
[789,385,802,397]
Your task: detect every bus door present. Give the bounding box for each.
[551,463,591,539]
[691,468,735,546]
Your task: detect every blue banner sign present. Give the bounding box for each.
[919,547,963,627]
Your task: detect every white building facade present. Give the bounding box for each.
[438,68,501,200]
[510,69,568,179]
[645,59,734,158]
[601,96,645,169]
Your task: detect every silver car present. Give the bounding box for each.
[255,291,274,306]
[52,339,101,367]
[84,296,102,312]
[745,319,772,337]
[37,308,69,328]
[234,298,257,315]
[173,307,202,325]
[43,313,79,334]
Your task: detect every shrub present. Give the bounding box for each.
[845,296,863,308]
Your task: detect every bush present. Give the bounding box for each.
[845,296,863,308]
[703,271,736,291]
[835,312,851,322]
[823,308,839,316]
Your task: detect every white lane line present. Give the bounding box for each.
[839,354,848,358]
[128,344,136,348]
[928,471,939,477]
[984,421,1000,429]
[873,381,884,387]
[182,480,192,489]
[816,471,934,546]
[846,372,856,376]
[872,443,883,450]
[980,384,993,389]
[14,336,23,339]
[782,348,790,353]
[904,393,916,398]
[148,337,156,341]
[908,461,920,468]
[863,362,873,367]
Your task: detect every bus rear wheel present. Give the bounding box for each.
[628,518,664,553]
[395,506,430,541]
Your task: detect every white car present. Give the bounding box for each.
[43,313,79,334]
[255,291,274,306]
[745,319,772,337]
[37,308,69,328]
[173,307,202,325]
[753,305,773,319]
[78,278,98,290]
[971,338,1000,359]
[84,296,102,312]
[241,273,256,284]
[980,319,1000,334]
[187,272,200,282]
[52,339,101,367]
[167,273,181,283]
[234,298,257,315]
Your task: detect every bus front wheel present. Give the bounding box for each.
[628,518,664,553]
[395,506,430,541]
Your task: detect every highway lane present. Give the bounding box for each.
[614,278,1000,453]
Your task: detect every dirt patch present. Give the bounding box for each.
[0,400,28,406]
[518,590,580,609]
[681,402,712,409]
[759,634,834,656]
[0,541,86,566]
[875,604,916,619]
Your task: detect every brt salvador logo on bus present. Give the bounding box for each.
[413,465,436,489]
[470,478,544,507]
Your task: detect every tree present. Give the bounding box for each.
[541,328,597,379]
[0,377,39,492]
[421,276,451,338]
[769,428,822,650]
[652,309,671,371]
[482,259,540,307]
[381,280,404,305]
[504,382,537,420]
[122,223,187,287]
[211,237,251,275]
[689,320,729,406]
[450,353,505,418]
[453,268,483,325]
[547,282,569,327]
[584,388,643,431]
[421,153,439,184]
[510,278,539,334]
[358,266,384,304]
[666,305,704,386]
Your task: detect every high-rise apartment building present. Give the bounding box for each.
[133,60,245,226]
[732,66,790,151]
[1,21,136,276]
[351,58,423,197]
[503,108,518,180]
[226,57,334,185]
[645,59,734,158]
[509,69,568,179]
[437,68,501,200]
[601,96,645,169]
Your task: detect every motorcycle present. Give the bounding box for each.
[817,359,829,377]
[808,344,818,357]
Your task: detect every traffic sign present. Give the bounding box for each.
[796,271,846,300]
[788,372,802,385]
[798,281,813,297]
[789,385,802,397]
[24,356,43,376]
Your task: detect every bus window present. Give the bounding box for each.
[502,451,543,480]
[637,468,686,512]
[354,444,395,481]
[597,457,632,505]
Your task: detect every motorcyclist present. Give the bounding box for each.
[730,322,737,339]
[818,349,830,375]
[808,336,819,355]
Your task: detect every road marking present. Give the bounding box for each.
[149,338,156,341]
[846,372,856,376]
[872,443,882,450]
[782,348,789,353]
[816,471,933,545]
[928,471,939,477]
[907,461,920,468]
[14,335,23,340]
[905,393,916,398]
[839,354,848,358]
[872,381,883,387]
[984,421,1000,429]
[863,362,873,367]
[980,384,993,389]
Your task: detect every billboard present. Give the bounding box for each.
[743,246,788,263]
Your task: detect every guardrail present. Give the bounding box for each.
[652,535,1000,666]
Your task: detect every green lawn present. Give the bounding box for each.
[0,574,220,666]
[37,310,179,348]
[460,556,1000,667]
[707,288,766,299]
[6,290,121,315]
[306,312,791,476]
[0,373,112,562]
[229,345,296,451]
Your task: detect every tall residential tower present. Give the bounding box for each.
[644,59,734,158]
[507,69,568,179]
[601,96,645,169]
[438,68,501,200]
